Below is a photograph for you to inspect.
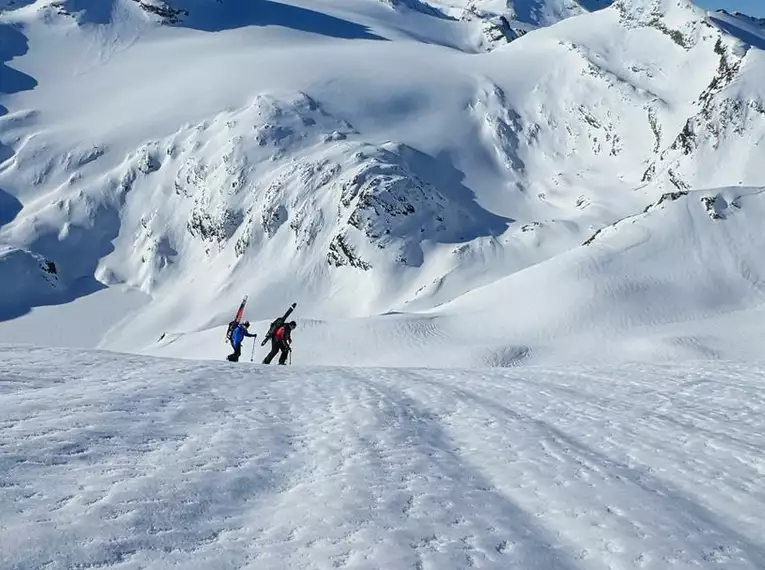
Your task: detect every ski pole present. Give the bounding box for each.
[250,338,256,362]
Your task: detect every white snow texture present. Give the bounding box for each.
[2,347,764,569]
[1,0,765,567]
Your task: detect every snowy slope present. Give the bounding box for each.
[136,184,765,368]
[2,345,764,569]
[3,3,765,565]
[0,0,764,363]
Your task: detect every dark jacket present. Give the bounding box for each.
[273,325,292,344]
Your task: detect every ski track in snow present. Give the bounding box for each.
[1,346,764,569]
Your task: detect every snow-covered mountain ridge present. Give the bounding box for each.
[1,0,764,361]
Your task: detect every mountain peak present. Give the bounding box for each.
[612,0,703,22]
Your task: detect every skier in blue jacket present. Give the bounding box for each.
[227,321,256,362]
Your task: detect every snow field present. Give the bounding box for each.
[1,345,764,569]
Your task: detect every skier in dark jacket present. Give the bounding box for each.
[227,321,256,362]
[263,321,296,365]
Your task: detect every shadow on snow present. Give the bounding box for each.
[0,200,118,323]
[11,0,386,40]
[0,275,107,323]
[0,189,22,228]
[0,22,37,118]
[710,14,765,51]
[175,0,386,39]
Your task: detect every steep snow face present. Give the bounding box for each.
[478,0,761,195]
[1,0,765,356]
[93,91,509,297]
[641,8,765,192]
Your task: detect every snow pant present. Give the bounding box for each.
[227,342,242,362]
[263,340,290,365]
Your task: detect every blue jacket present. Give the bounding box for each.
[231,323,256,347]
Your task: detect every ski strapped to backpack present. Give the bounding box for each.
[261,302,297,346]
[225,295,248,342]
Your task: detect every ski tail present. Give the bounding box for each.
[261,302,296,345]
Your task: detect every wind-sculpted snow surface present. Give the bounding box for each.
[1,346,764,569]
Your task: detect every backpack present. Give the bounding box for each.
[267,317,284,339]
[225,320,238,342]
[260,302,297,345]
